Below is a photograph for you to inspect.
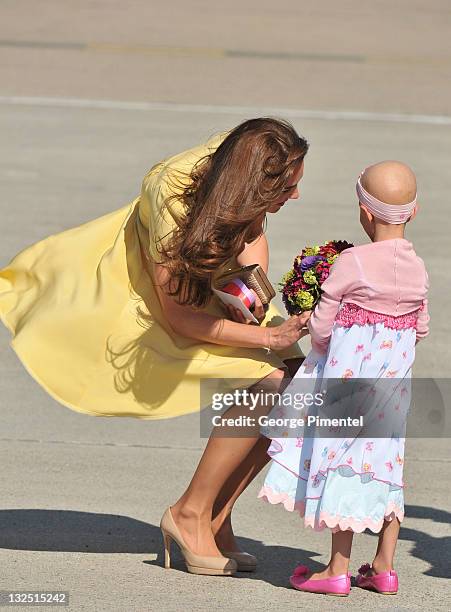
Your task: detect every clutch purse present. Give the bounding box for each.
[214,264,276,309]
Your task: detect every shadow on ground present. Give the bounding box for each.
[0,506,449,583]
[0,509,319,588]
[363,504,451,579]
[399,504,451,578]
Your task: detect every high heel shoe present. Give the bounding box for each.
[221,551,257,572]
[160,507,238,576]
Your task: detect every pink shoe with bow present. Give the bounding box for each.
[355,563,398,595]
[289,564,351,596]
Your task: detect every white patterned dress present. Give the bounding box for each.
[259,304,419,533]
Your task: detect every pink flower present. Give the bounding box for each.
[280,240,353,316]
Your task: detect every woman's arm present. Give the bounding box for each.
[152,261,309,351]
[228,232,269,322]
[236,233,269,274]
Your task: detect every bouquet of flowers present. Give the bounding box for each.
[279,240,354,315]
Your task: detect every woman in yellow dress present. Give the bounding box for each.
[0,117,310,575]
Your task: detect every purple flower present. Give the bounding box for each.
[300,255,324,272]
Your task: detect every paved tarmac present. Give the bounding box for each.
[0,2,450,610]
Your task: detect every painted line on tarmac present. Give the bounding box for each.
[1,95,450,126]
[1,39,449,66]
[0,39,363,62]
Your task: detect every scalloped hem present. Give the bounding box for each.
[258,484,404,534]
[304,504,404,534]
[258,485,306,514]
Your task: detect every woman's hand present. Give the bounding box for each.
[153,259,308,352]
[270,311,312,351]
[224,289,266,324]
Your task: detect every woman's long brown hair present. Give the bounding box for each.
[156,117,309,308]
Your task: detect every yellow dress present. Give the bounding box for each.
[0,132,303,419]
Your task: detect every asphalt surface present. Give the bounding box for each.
[0,2,450,610]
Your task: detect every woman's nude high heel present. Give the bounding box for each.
[160,507,238,576]
[221,551,257,572]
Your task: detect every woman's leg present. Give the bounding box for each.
[212,435,271,551]
[210,356,304,551]
[171,366,289,557]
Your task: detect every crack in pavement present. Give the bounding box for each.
[0,438,203,451]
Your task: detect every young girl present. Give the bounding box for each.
[259,161,429,596]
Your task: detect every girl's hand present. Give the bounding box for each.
[270,311,312,351]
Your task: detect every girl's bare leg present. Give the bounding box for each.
[171,367,289,557]
[308,531,354,579]
[369,518,400,574]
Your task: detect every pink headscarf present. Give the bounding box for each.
[356,170,416,224]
